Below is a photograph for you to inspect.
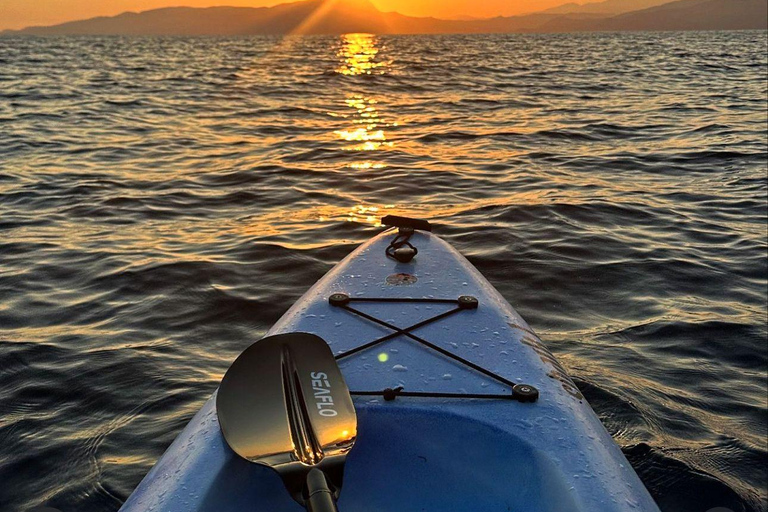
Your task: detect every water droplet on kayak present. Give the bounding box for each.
[442,373,452,380]
[392,364,408,372]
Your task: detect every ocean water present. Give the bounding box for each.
[0,31,766,512]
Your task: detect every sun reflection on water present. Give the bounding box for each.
[348,162,386,169]
[334,34,395,163]
[336,33,390,76]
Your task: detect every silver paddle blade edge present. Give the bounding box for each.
[216,332,357,502]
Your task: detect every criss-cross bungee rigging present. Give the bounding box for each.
[329,293,539,403]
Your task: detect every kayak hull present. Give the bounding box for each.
[120,229,660,512]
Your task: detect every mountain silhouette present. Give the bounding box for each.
[599,0,768,31]
[544,0,674,15]
[3,0,766,35]
[2,0,390,36]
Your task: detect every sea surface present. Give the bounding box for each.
[0,31,766,512]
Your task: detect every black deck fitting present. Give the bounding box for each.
[329,293,351,307]
[381,215,432,232]
[512,384,539,403]
[457,296,479,310]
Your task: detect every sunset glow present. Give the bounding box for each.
[0,0,592,31]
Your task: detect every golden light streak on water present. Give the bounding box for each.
[336,32,390,76]
[335,34,396,159]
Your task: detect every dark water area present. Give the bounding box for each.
[0,31,766,512]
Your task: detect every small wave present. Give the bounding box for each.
[624,443,763,512]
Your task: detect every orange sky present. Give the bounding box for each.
[0,0,587,30]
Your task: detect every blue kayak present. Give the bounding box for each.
[120,222,661,512]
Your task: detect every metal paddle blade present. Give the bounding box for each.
[216,332,356,500]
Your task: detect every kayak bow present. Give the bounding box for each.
[121,217,661,512]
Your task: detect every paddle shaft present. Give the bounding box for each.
[305,468,338,512]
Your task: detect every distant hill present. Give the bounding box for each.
[2,0,766,36]
[539,0,768,31]
[545,0,674,15]
[601,0,768,31]
[1,0,390,36]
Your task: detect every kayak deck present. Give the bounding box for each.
[120,229,660,512]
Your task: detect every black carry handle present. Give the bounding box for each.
[381,215,432,232]
[305,469,338,512]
